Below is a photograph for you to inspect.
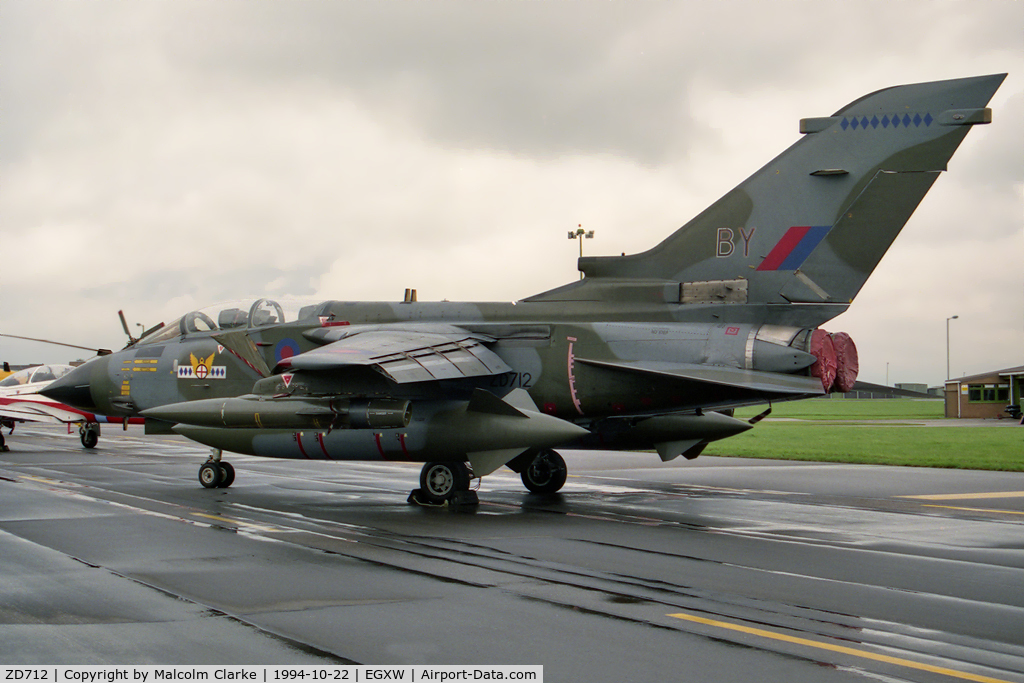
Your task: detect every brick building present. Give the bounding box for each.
[944,366,1023,419]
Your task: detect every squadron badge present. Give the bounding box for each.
[177,353,227,380]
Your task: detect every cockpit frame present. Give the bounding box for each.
[136,298,330,346]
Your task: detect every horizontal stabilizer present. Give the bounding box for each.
[579,358,825,396]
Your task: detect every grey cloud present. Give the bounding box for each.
[958,89,1024,188]
[80,265,321,312]
[6,1,1020,169]
[155,2,698,165]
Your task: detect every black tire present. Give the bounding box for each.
[521,449,567,494]
[80,428,98,449]
[217,462,235,488]
[419,461,470,504]
[198,462,222,488]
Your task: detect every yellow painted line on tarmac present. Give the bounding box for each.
[18,474,79,488]
[666,611,1013,683]
[900,491,1024,501]
[20,475,60,484]
[922,505,1024,516]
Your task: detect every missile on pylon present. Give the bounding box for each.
[142,396,411,430]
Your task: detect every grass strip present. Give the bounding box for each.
[734,398,945,421]
[703,423,1023,471]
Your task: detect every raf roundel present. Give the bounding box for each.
[275,339,301,364]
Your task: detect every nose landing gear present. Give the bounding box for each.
[79,423,99,449]
[198,449,235,489]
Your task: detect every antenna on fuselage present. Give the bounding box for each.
[117,310,165,348]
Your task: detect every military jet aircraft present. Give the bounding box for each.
[44,74,1005,504]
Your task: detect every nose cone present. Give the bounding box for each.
[41,362,99,413]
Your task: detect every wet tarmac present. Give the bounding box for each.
[1,424,1022,682]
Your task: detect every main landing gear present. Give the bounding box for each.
[410,461,478,506]
[519,448,568,494]
[198,449,235,489]
[409,449,569,506]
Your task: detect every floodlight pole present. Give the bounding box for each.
[946,315,958,380]
[568,224,595,280]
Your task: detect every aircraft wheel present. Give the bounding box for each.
[521,449,567,494]
[80,427,99,449]
[419,461,470,504]
[217,462,235,488]
[198,461,223,489]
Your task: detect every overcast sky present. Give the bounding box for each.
[2,0,1021,388]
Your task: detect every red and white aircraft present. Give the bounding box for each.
[0,364,141,451]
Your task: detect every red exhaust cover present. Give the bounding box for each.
[809,329,837,393]
[830,331,859,393]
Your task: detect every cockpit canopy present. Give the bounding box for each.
[0,364,76,387]
[137,298,330,345]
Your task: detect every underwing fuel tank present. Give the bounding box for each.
[580,411,754,462]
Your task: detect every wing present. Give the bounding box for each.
[283,325,512,383]
[0,395,86,424]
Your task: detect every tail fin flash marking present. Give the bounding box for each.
[757,226,831,271]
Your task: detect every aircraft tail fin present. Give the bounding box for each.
[528,74,1005,324]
